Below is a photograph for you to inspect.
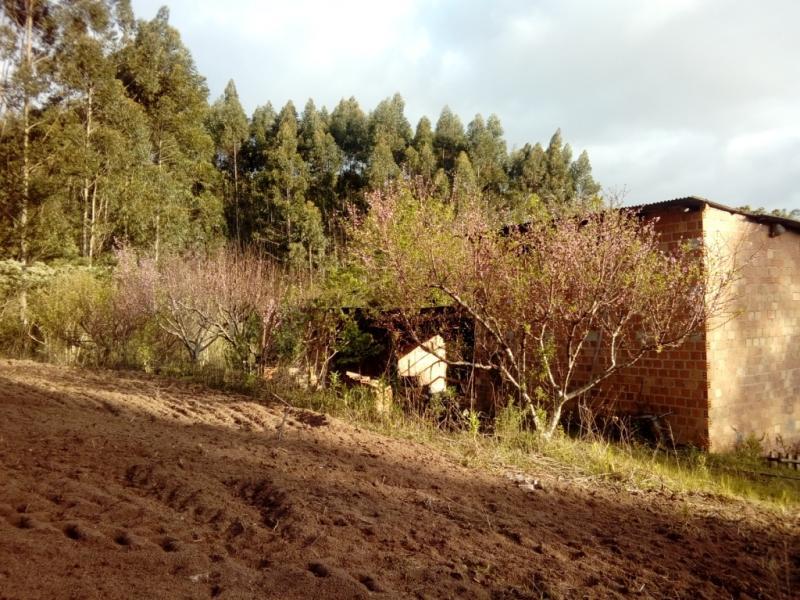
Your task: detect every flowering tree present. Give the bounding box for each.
[202,248,288,372]
[115,247,288,369]
[350,182,736,439]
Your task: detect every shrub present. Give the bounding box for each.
[28,270,112,363]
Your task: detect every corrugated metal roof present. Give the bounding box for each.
[631,197,800,234]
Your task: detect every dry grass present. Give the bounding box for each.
[271,381,800,511]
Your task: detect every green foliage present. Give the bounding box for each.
[466,113,507,196]
[333,316,384,369]
[368,93,412,163]
[298,99,342,226]
[366,136,400,188]
[0,2,225,263]
[27,268,111,362]
[463,407,482,438]
[542,129,570,205]
[569,149,601,200]
[737,205,800,220]
[734,433,766,459]
[451,151,479,209]
[0,1,602,269]
[113,6,223,256]
[207,79,249,241]
[433,105,466,173]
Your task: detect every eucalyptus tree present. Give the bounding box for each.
[329,96,369,203]
[0,0,58,262]
[298,98,342,227]
[542,129,571,205]
[52,0,153,262]
[569,149,601,201]
[509,142,546,194]
[207,79,248,243]
[366,134,400,189]
[116,6,223,258]
[254,100,325,271]
[451,150,478,211]
[433,105,466,174]
[404,116,436,180]
[466,113,507,198]
[368,93,412,164]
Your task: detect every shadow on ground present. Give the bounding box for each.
[0,359,797,599]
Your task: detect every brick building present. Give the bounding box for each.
[586,197,800,450]
[383,197,799,451]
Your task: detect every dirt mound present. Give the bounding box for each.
[0,359,797,599]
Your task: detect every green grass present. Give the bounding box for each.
[265,380,800,511]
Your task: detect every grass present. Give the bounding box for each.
[263,378,800,511]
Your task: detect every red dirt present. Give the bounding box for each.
[0,359,797,599]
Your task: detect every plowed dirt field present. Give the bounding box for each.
[0,360,797,599]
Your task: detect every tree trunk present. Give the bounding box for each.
[233,142,240,245]
[83,85,94,261]
[155,140,162,262]
[20,4,33,264]
[88,179,98,263]
[18,3,34,333]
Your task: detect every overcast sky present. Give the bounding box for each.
[131,0,800,210]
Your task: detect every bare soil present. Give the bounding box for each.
[0,359,797,599]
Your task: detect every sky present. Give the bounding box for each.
[131,0,800,211]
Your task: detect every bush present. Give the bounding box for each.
[29,270,112,364]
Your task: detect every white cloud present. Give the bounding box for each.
[726,129,800,162]
[131,0,800,211]
[626,0,705,33]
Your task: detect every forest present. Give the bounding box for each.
[0,1,599,270]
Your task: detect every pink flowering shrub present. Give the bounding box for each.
[350,182,736,438]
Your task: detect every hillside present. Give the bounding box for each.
[0,360,797,599]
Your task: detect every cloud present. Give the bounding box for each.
[131,0,800,211]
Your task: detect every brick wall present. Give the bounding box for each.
[703,207,800,450]
[466,204,800,451]
[580,207,711,447]
[467,207,712,444]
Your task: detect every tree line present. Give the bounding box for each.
[0,1,601,269]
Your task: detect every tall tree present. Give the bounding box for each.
[116,6,223,258]
[329,96,369,202]
[262,100,307,233]
[52,0,153,262]
[235,102,276,243]
[433,105,466,174]
[509,142,546,195]
[466,113,507,196]
[298,98,319,157]
[569,149,601,201]
[366,134,400,189]
[368,92,411,164]
[405,116,436,180]
[451,150,478,211]
[329,96,368,171]
[255,99,324,269]
[298,98,342,226]
[207,79,248,243]
[542,129,570,205]
[248,102,276,157]
[0,0,58,262]
[413,116,433,148]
